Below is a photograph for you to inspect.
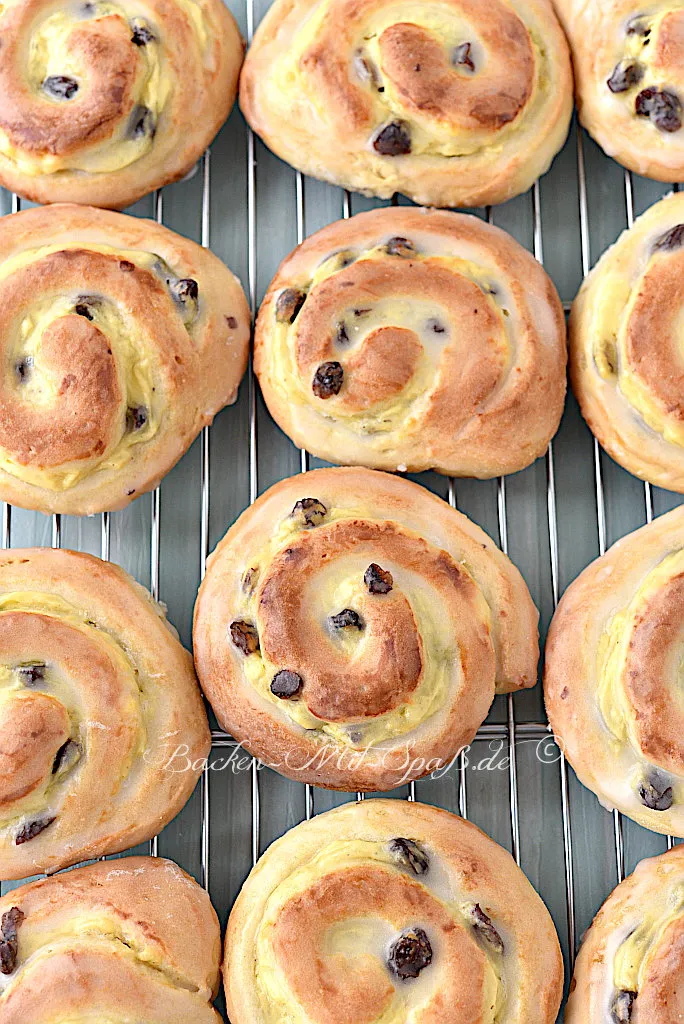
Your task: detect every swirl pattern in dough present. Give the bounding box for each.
[255,208,567,477]
[555,0,684,181]
[0,856,222,1022]
[193,467,539,792]
[0,547,210,880]
[0,203,250,515]
[224,800,564,1024]
[566,846,684,1023]
[570,191,684,491]
[545,504,684,838]
[0,0,243,208]
[240,0,573,208]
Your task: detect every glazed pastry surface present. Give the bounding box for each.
[255,207,566,477]
[224,800,564,1024]
[0,204,249,515]
[240,0,573,208]
[194,467,539,791]
[0,547,210,880]
[545,505,684,837]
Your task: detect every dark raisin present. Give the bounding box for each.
[130,105,156,139]
[15,357,33,382]
[389,837,430,875]
[638,771,673,811]
[17,662,46,685]
[43,75,79,100]
[653,223,684,251]
[131,21,156,45]
[635,88,682,132]
[336,322,350,345]
[453,41,475,71]
[312,361,343,399]
[471,903,505,953]
[119,259,135,272]
[74,303,94,320]
[330,609,364,630]
[271,669,303,698]
[354,307,371,316]
[0,907,24,976]
[607,61,643,92]
[426,318,446,334]
[126,406,147,431]
[373,121,412,156]
[170,278,198,303]
[226,315,238,329]
[52,739,77,774]
[611,989,637,1023]
[385,237,416,257]
[275,288,307,324]
[388,928,433,979]
[365,563,393,594]
[15,817,56,845]
[230,620,260,655]
[291,497,327,528]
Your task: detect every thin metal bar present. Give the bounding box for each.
[100,512,110,561]
[51,515,61,549]
[2,503,10,549]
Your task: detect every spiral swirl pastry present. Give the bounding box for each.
[0,203,249,515]
[569,191,684,492]
[545,505,684,837]
[0,857,222,1022]
[0,0,243,208]
[225,800,563,1024]
[255,208,567,478]
[194,467,539,792]
[0,547,210,880]
[240,0,573,208]
[555,0,684,181]
[566,847,684,1023]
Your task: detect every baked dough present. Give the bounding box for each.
[570,191,684,492]
[0,203,250,515]
[194,467,539,792]
[240,0,573,208]
[545,504,684,838]
[0,547,210,880]
[555,0,684,181]
[224,800,564,1024]
[255,207,567,477]
[0,856,222,1022]
[566,846,684,1023]
[0,0,243,208]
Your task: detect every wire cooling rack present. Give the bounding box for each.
[1,2,683,1019]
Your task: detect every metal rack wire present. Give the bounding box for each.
[1,4,683,1019]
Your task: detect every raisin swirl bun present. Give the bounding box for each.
[240,0,573,208]
[570,191,684,492]
[193,467,539,792]
[566,847,684,1023]
[0,857,222,1022]
[545,505,684,838]
[224,800,564,1024]
[255,208,566,477]
[0,0,243,208]
[555,0,684,181]
[0,547,210,881]
[0,203,249,515]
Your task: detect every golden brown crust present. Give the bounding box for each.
[240,0,573,208]
[0,547,210,880]
[255,208,567,477]
[570,191,684,492]
[0,0,244,209]
[224,800,564,1024]
[566,846,684,1023]
[0,203,249,515]
[555,0,684,181]
[0,857,222,1023]
[193,467,539,792]
[544,505,684,837]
